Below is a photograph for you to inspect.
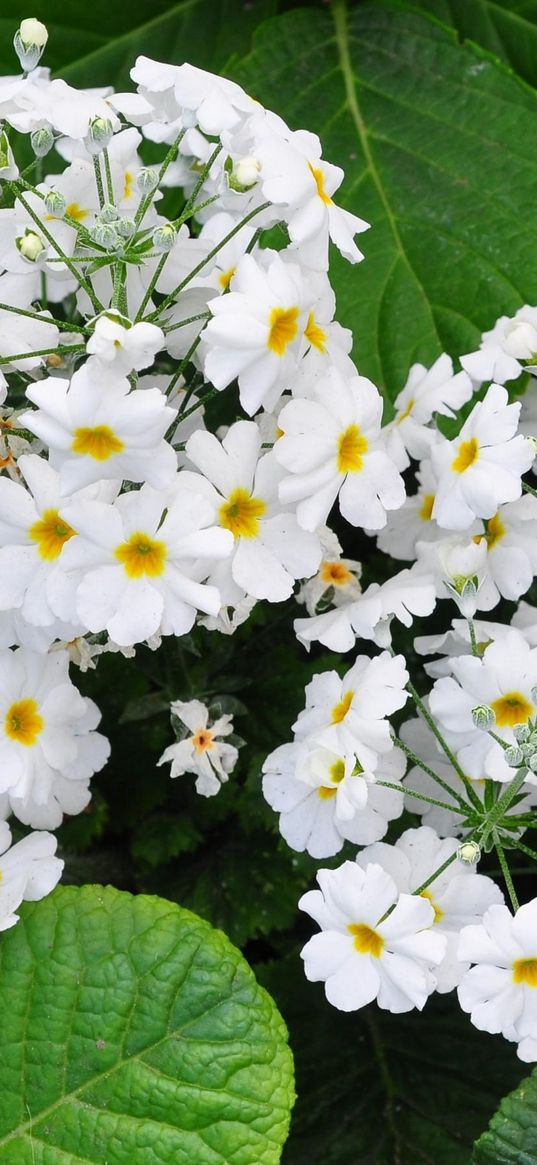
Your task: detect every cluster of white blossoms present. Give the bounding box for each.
[1,18,537,1063]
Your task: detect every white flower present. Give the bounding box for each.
[299,861,445,1012]
[58,479,233,647]
[431,384,534,530]
[295,528,362,616]
[458,899,537,1060]
[185,421,321,602]
[0,273,59,370]
[275,366,405,531]
[19,364,177,494]
[356,826,503,992]
[157,698,238,796]
[130,56,256,136]
[461,307,537,385]
[86,314,164,375]
[0,647,109,828]
[469,496,537,604]
[386,355,473,464]
[294,567,436,653]
[0,821,63,932]
[376,459,439,561]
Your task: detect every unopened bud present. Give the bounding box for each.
[86,117,113,155]
[471,704,495,731]
[137,167,159,194]
[115,216,136,240]
[446,575,478,618]
[457,840,481,866]
[228,155,261,192]
[528,752,537,773]
[44,189,66,217]
[0,131,18,181]
[504,745,524,768]
[90,222,120,250]
[16,228,46,262]
[513,723,531,744]
[30,126,54,158]
[152,222,176,253]
[99,202,119,224]
[14,18,48,72]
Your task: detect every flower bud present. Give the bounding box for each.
[16,228,46,262]
[227,155,261,192]
[44,189,66,218]
[445,575,478,618]
[14,18,48,72]
[86,117,113,155]
[0,131,18,181]
[98,202,119,224]
[152,222,176,253]
[30,126,54,158]
[137,167,159,194]
[471,704,495,731]
[90,222,120,250]
[457,840,481,866]
[513,723,531,744]
[115,216,136,240]
[528,752,537,773]
[504,745,524,768]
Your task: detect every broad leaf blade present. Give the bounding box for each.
[413,0,537,88]
[232,1,537,400]
[0,884,293,1164]
[472,1067,537,1164]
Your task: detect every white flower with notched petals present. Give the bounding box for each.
[158,698,238,797]
[386,354,473,465]
[0,821,63,932]
[377,459,440,561]
[86,314,164,375]
[295,528,362,617]
[461,306,537,386]
[294,567,436,654]
[275,367,405,532]
[299,861,445,1012]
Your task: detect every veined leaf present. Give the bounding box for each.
[472,1066,537,1164]
[413,0,537,88]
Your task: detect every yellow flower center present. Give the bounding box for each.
[71,425,125,461]
[219,266,236,290]
[513,958,537,987]
[29,508,76,561]
[114,532,167,578]
[348,923,384,958]
[420,890,444,924]
[490,691,534,728]
[304,311,327,353]
[267,306,299,356]
[419,493,435,521]
[192,728,214,754]
[45,201,88,223]
[5,698,44,746]
[396,397,415,425]
[309,163,332,205]
[473,512,507,552]
[337,424,368,474]
[331,689,354,724]
[123,171,134,202]
[321,561,353,586]
[452,437,479,474]
[219,487,266,540]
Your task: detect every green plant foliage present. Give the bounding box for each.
[0,884,294,1164]
[472,1066,537,1164]
[232,1,537,399]
[413,0,537,88]
[260,955,525,1165]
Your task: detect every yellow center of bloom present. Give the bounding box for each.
[474,512,507,551]
[309,163,332,205]
[219,266,236,290]
[114,532,167,578]
[219,487,266,540]
[337,424,368,474]
[71,425,125,461]
[304,311,327,353]
[490,691,534,728]
[452,437,479,474]
[317,757,346,793]
[331,689,354,724]
[321,561,353,586]
[513,958,537,986]
[419,494,435,521]
[267,306,299,356]
[420,890,444,923]
[66,202,89,222]
[123,171,134,202]
[192,728,214,754]
[29,508,76,561]
[348,923,384,958]
[396,397,415,425]
[4,698,44,746]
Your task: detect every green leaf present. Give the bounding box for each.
[232,1,537,400]
[0,884,293,1164]
[260,954,525,1165]
[412,0,537,89]
[472,1066,537,1164]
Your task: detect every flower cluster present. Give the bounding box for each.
[1,17,537,1064]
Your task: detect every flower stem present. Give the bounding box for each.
[493,832,520,911]
[393,735,470,811]
[405,677,483,810]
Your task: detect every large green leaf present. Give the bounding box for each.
[413,0,537,88]
[232,1,537,400]
[0,884,294,1164]
[260,954,525,1165]
[472,1067,537,1164]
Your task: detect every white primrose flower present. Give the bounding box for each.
[157,698,238,797]
[461,306,537,386]
[294,567,436,654]
[19,364,178,495]
[458,899,537,1061]
[5,76,119,140]
[468,495,537,605]
[386,354,473,465]
[0,647,109,829]
[0,273,59,371]
[355,826,503,992]
[376,459,440,561]
[431,384,534,531]
[295,528,362,617]
[202,252,311,415]
[130,56,257,137]
[262,741,404,857]
[57,479,233,647]
[416,534,495,616]
[293,651,409,768]
[429,628,537,783]
[0,821,63,932]
[86,314,164,375]
[414,616,514,679]
[299,861,445,1012]
[275,366,405,531]
[185,420,321,602]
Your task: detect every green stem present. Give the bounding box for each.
[0,302,89,334]
[393,735,469,811]
[135,252,170,322]
[516,840,537,863]
[135,129,186,229]
[102,148,115,204]
[163,311,211,334]
[480,768,529,849]
[523,480,537,499]
[493,832,520,911]
[93,155,105,209]
[0,344,85,365]
[16,191,102,314]
[406,677,483,810]
[377,780,461,814]
[467,617,479,656]
[174,143,222,227]
[413,851,459,897]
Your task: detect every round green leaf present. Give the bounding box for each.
[0,884,294,1164]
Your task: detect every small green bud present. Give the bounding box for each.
[16,227,46,262]
[152,222,176,253]
[137,167,159,194]
[87,117,113,155]
[30,126,54,158]
[44,189,67,217]
[98,202,119,224]
[471,704,495,731]
[90,222,120,250]
[14,18,48,72]
[528,752,537,773]
[513,723,531,744]
[457,840,481,866]
[504,745,524,768]
[227,155,261,192]
[115,217,136,240]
